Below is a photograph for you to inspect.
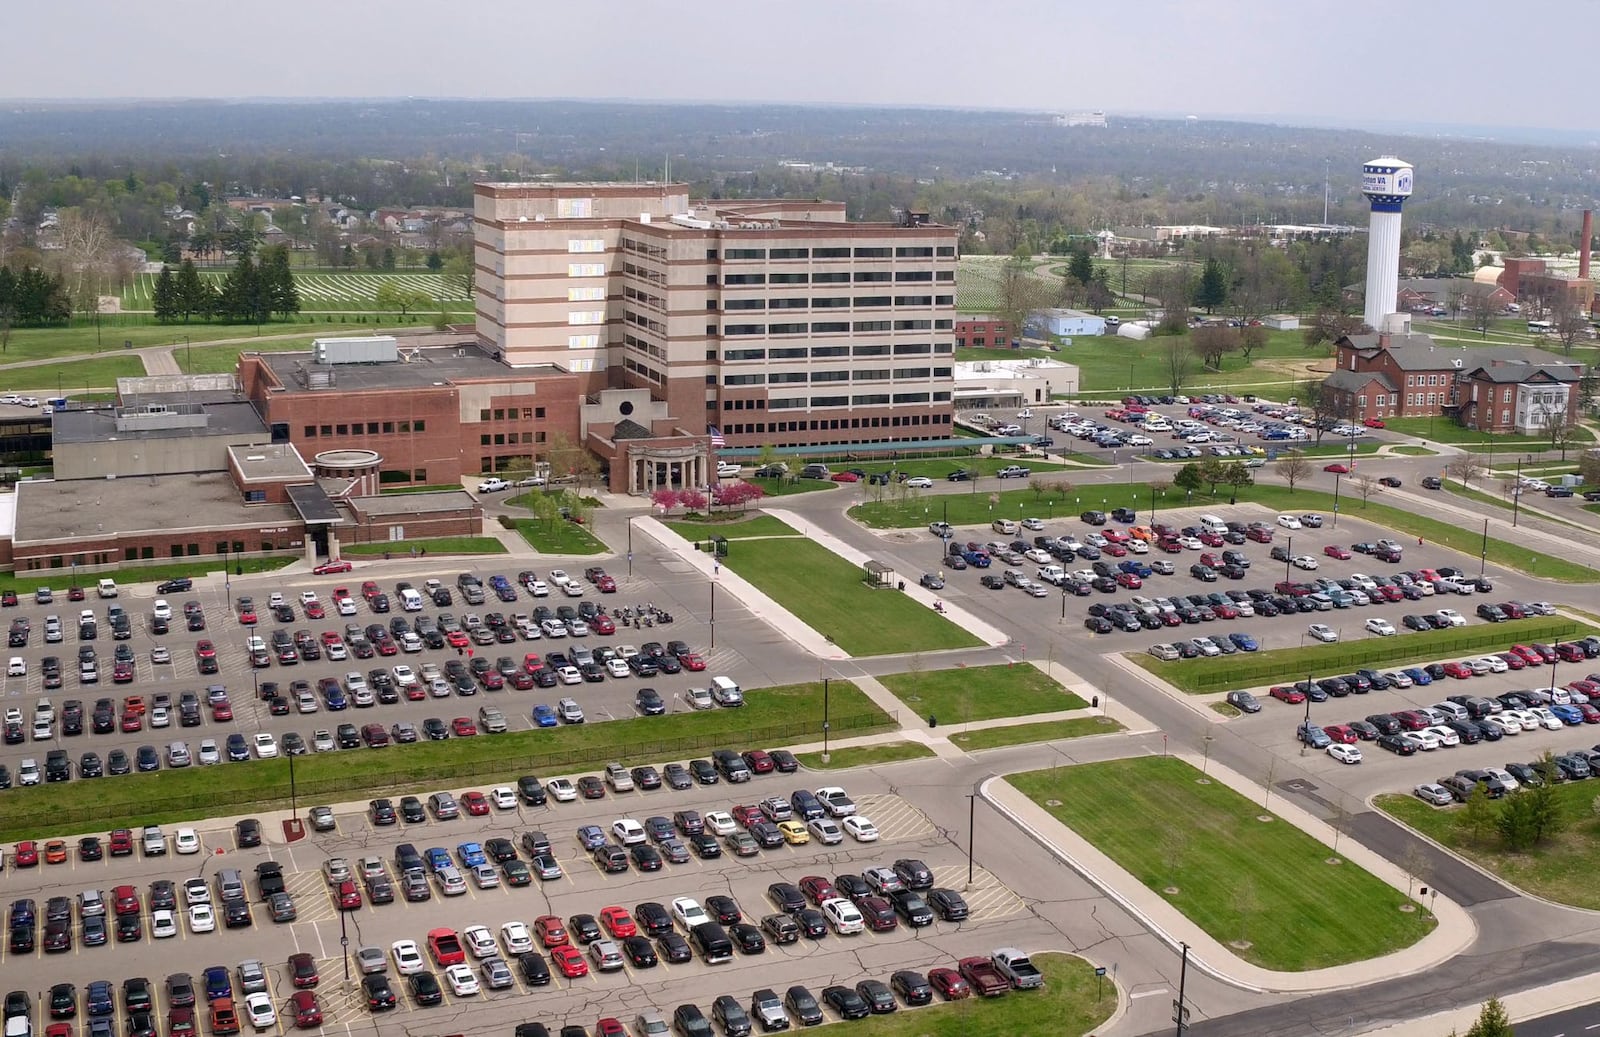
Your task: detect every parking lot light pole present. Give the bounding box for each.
[821,677,831,765]
[1283,535,1292,582]
[1511,459,1523,527]
[1479,518,1489,578]
[1331,474,1342,529]
[966,788,977,887]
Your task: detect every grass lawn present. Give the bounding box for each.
[0,678,893,842]
[175,338,322,373]
[507,518,607,555]
[720,537,983,655]
[846,455,1070,479]
[879,664,1086,724]
[3,356,149,391]
[1012,757,1436,970]
[343,536,508,556]
[381,484,462,495]
[1376,786,1600,910]
[822,952,1116,1037]
[746,476,838,497]
[854,480,1596,581]
[795,742,936,770]
[1381,416,1593,448]
[664,515,798,540]
[953,716,1122,750]
[1210,702,1242,718]
[1389,445,1438,456]
[10,555,296,588]
[0,321,298,364]
[1130,616,1583,694]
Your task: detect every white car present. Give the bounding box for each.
[1505,709,1544,732]
[1291,556,1319,571]
[1483,714,1521,737]
[546,778,577,802]
[1478,655,1508,674]
[183,878,211,906]
[612,818,647,845]
[152,599,173,621]
[252,733,279,759]
[1127,538,1149,554]
[1424,724,1461,747]
[1414,782,1453,806]
[1404,729,1443,751]
[815,786,857,817]
[820,897,864,935]
[703,811,737,836]
[671,897,709,930]
[807,816,844,845]
[1308,624,1338,643]
[1364,618,1396,637]
[1276,514,1302,529]
[188,903,216,933]
[1327,743,1363,764]
[842,816,880,842]
[500,920,534,956]
[1177,536,1203,550]
[312,730,336,753]
[242,991,276,1031]
[605,658,631,678]
[393,664,419,688]
[1528,707,1565,731]
[173,828,201,855]
[462,925,497,959]
[150,909,178,939]
[557,665,582,685]
[490,786,517,810]
[906,477,933,489]
[1435,609,1466,627]
[1190,636,1221,657]
[444,963,480,997]
[197,739,219,766]
[1384,670,1413,688]
[391,939,426,975]
[5,657,24,677]
[528,580,550,596]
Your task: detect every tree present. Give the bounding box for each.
[1457,782,1496,844]
[1274,450,1311,492]
[258,246,300,318]
[1161,338,1195,393]
[1446,455,1484,489]
[1145,267,1193,334]
[1086,268,1114,314]
[1579,450,1600,488]
[1351,473,1381,507]
[650,488,680,512]
[1578,367,1600,417]
[374,281,433,318]
[1191,324,1240,370]
[996,257,1050,346]
[426,250,444,272]
[1466,290,1499,338]
[1552,296,1590,355]
[1068,247,1095,292]
[173,258,211,322]
[1194,256,1228,313]
[1224,461,1253,504]
[1497,776,1566,851]
[1197,457,1228,496]
[1238,324,1268,362]
[1464,998,1514,1037]
[1173,463,1204,496]
[151,266,178,322]
[1303,306,1366,349]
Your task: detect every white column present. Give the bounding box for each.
[1363,208,1403,332]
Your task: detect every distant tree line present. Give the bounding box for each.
[0,264,74,326]
[151,247,300,324]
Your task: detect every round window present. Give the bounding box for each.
[619,401,634,416]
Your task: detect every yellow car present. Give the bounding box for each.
[777,821,811,845]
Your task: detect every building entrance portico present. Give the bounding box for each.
[626,444,709,495]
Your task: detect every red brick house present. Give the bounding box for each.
[1323,332,1585,432]
[954,316,1015,349]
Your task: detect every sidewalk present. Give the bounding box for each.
[982,751,1478,994]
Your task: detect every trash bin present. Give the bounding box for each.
[928,714,938,728]
[897,580,905,592]
[1092,695,1099,709]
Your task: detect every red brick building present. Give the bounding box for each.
[954,316,1015,349]
[1323,331,1584,433]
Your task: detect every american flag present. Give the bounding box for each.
[708,426,726,447]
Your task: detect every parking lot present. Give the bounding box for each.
[1,761,1031,1035]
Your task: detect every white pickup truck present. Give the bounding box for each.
[992,948,1044,989]
[1036,565,1068,586]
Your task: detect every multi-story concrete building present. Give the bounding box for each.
[473,182,961,457]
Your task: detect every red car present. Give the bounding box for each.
[426,928,465,965]
[596,1020,625,1037]
[1577,703,1600,723]
[211,700,234,722]
[535,915,568,948]
[112,662,134,683]
[1500,602,1527,619]
[1198,531,1224,547]
[1157,537,1184,553]
[312,560,353,575]
[1394,710,1430,731]
[1497,652,1526,670]
[303,601,325,620]
[957,957,1010,997]
[599,907,637,938]
[1103,529,1129,544]
[1115,572,1142,589]
[522,653,543,673]
[236,604,256,625]
[1441,661,1472,680]
[1374,585,1403,602]
[1269,686,1306,705]
[1323,462,1351,474]
[1212,603,1239,620]
[595,576,617,594]
[741,749,775,774]
[1323,545,1352,559]
[14,840,40,867]
[928,968,972,1001]
[798,876,837,905]
[1364,418,1386,428]
[108,829,134,856]
[446,630,470,649]
[460,791,490,816]
[591,615,616,635]
[730,805,763,827]
[121,711,143,732]
[113,884,141,916]
[289,991,323,1029]
[360,581,380,600]
[1322,724,1358,745]
[289,952,320,988]
[335,880,362,911]
[195,640,216,660]
[123,694,146,714]
[551,944,589,978]
[679,652,706,671]
[830,472,859,483]
[451,717,478,737]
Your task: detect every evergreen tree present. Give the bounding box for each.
[216,254,260,323]
[1195,257,1229,313]
[381,246,396,272]
[426,250,444,272]
[1464,998,1513,1037]
[174,259,209,323]
[151,266,178,323]
[1068,246,1095,288]
[259,246,301,318]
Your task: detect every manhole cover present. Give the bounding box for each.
[1399,903,1417,913]
[1325,857,1343,866]
[1195,778,1212,785]
[1229,940,1253,951]
[1256,815,1274,823]
[1163,886,1180,896]
[1045,799,1063,807]
[903,694,922,703]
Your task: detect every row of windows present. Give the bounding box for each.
[304,419,428,437]
[718,271,954,286]
[624,333,666,362]
[478,407,548,422]
[714,412,954,432]
[1408,373,1452,387]
[716,343,950,363]
[625,357,664,384]
[722,368,945,386]
[480,431,548,446]
[711,245,953,261]
[716,295,949,311]
[722,319,946,336]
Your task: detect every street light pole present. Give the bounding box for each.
[966,789,978,887]
[1331,473,1342,529]
[1479,517,1489,579]
[1283,535,1292,583]
[821,677,831,765]
[1512,458,1523,527]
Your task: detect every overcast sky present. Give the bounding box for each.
[3,0,1588,137]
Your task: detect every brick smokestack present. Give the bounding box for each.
[1583,209,1593,280]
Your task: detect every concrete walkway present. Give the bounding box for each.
[982,750,1478,994]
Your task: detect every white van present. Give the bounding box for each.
[1197,514,1228,534]
[398,588,424,612]
[710,676,743,707]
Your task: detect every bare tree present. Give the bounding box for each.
[1274,450,1311,492]
[1399,844,1431,899]
[996,256,1051,348]
[1465,291,1499,339]
[1446,455,1484,489]
[1351,473,1382,507]
[1238,323,1269,362]
[1161,338,1196,393]
[1302,306,1367,349]
[1144,266,1193,334]
[1552,295,1591,355]
[54,207,129,316]
[1191,324,1241,371]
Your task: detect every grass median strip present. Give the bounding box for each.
[794,742,935,770]
[0,679,893,843]
[1128,616,1584,694]
[1376,786,1600,911]
[879,664,1086,724]
[664,515,799,540]
[343,536,509,556]
[952,716,1122,750]
[507,518,607,555]
[827,952,1115,1037]
[719,537,983,655]
[1012,757,1436,971]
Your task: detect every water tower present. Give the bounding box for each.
[1360,156,1414,332]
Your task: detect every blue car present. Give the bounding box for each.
[1551,704,1584,725]
[1402,667,1433,686]
[203,966,232,1003]
[1228,632,1258,652]
[532,704,558,728]
[226,734,250,761]
[324,685,348,710]
[576,825,606,851]
[1118,560,1152,577]
[424,847,452,873]
[962,551,991,568]
[456,842,487,868]
[85,981,114,1017]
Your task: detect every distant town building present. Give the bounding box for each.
[1054,112,1108,127]
[1027,308,1107,339]
[954,315,1015,349]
